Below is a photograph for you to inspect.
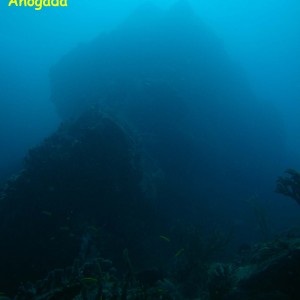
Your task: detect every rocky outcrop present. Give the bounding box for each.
[0,110,162,294]
[50,1,285,219]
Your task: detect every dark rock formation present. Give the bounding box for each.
[227,236,300,300]
[0,110,162,295]
[50,1,285,221]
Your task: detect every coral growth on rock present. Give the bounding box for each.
[0,109,163,294]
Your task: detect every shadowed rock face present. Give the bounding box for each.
[0,110,162,294]
[50,1,285,209]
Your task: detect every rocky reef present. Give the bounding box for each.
[0,1,290,299]
[0,110,165,294]
[0,113,297,298]
[3,228,300,299]
[50,1,285,219]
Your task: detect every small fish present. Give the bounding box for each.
[174,248,185,257]
[87,225,99,232]
[81,277,98,285]
[159,235,171,242]
[157,288,166,294]
[41,211,52,217]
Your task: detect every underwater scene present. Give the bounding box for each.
[1,0,300,299]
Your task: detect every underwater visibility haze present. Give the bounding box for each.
[0,0,300,299]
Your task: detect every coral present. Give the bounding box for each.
[208,263,236,300]
[13,256,180,300]
[166,225,233,299]
[227,236,300,300]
